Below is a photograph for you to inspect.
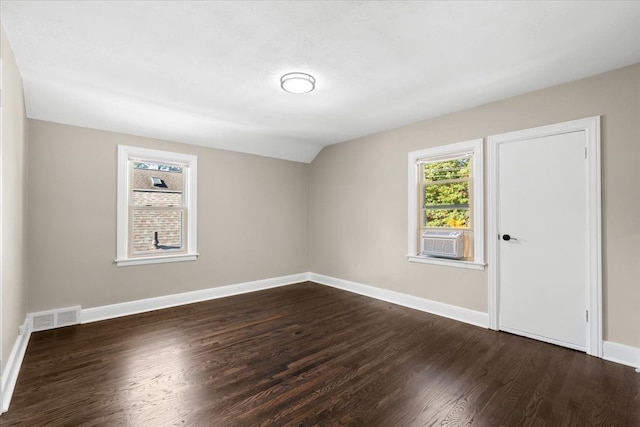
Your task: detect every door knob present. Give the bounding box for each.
[502,234,517,241]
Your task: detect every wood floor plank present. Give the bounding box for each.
[1,282,638,426]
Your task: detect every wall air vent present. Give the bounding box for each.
[57,309,79,327]
[29,306,81,332]
[32,313,55,331]
[421,231,464,259]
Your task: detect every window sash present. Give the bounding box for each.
[128,162,186,203]
[117,145,198,267]
[420,173,473,230]
[127,159,188,258]
[128,206,187,257]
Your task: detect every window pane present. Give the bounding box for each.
[132,208,184,254]
[424,181,469,208]
[424,208,470,228]
[133,161,182,173]
[424,157,471,181]
[130,163,184,207]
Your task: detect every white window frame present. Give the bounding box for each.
[407,138,485,270]
[116,145,198,267]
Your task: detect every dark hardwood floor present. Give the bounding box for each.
[2,282,638,426]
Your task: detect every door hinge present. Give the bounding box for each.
[584,147,587,159]
[586,310,589,322]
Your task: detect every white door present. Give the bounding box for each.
[497,130,588,350]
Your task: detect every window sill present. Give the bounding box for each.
[407,255,485,271]
[115,253,199,267]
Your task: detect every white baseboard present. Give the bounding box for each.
[309,273,489,328]
[603,341,640,369]
[81,273,309,324]
[1,318,31,413]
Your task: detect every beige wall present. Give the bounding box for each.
[1,24,29,373]
[27,120,309,311]
[7,45,640,357]
[309,64,640,347]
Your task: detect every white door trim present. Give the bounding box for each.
[487,116,602,357]
[0,57,4,411]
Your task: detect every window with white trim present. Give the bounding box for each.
[408,139,484,270]
[116,145,198,267]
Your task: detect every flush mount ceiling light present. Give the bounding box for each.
[280,72,316,94]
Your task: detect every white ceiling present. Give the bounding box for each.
[2,1,639,163]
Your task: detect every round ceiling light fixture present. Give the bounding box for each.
[280,72,316,94]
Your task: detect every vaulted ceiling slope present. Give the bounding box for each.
[1,1,639,163]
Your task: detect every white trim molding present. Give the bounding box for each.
[487,116,602,357]
[81,273,309,324]
[1,317,31,413]
[116,145,198,267]
[406,255,485,270]
[407,138,485,269]
[309,273,488,328]
[0,58,4,414]
[602,341,640,369]
[114,253,199,267]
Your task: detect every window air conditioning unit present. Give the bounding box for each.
[421,231,464,259]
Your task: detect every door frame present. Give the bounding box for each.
[0,57,4,412]
[487,116,602,357]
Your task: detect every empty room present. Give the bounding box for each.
[1,1,639,425]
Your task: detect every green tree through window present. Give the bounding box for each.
[422,156,471,228]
